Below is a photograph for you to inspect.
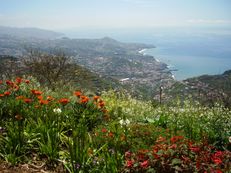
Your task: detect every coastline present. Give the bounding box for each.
[138,47,175,80]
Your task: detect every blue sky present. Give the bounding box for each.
[0,0,230,29]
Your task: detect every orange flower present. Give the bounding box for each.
[24,98,32,103]
[25,80,30,84]
[15,114,23,120]
[15,77,22,84]
[4,91,11,96]
[0,94,4,97]
[80,95,89,103]
[98,100,105,108]
[93,95,100,101]
[47,96,54,101]
[39,99,49,105]
[13,85,19,91]
[58,98,69,105]
[31,89,43,95]
[16,95,25,100]
[74,91,82,97]
[37,95,43,100]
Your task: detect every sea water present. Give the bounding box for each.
[63,27,231,80]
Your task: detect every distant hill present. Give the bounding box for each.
[0,26,64,39]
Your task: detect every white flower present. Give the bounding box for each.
[53,108,62,114]
[119,119,130,126]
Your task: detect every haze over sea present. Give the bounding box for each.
[64,27,231,80]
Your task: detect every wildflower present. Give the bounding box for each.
[15,114,23,120]
[140,160,149,168]
[125,151,132,158]
[212,158,222,165]
[156,136,166,143]
[6,80,14,86]
[170,136,184,143]
[101,128,107,133]
[25,80,30,84]
[93,95,100,101]
[80,96,89,103]
[98,100,105,108]
[4,91,11,96]
[13,85,19,91]
[39,99,49,105]
[119,119,130,126]
[58,98,69,105]
[24,98,32,103]
[0,94,4,97]
[37,95,43,100]
[31,89,42,95]
[108,131,114,138]
[16,95,24,100]
[53,108,62,114]
[15,77,22,84]
[126,160,133,168]
[47,96,54,101]
[0,80,2,84]
[74,91,82,97]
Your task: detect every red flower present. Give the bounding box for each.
[213,158,222,165]
[189,146,200,153]
[74,91,82,97]
[58,98,69,105]
[24,98,32,103]
[140,160,149,168]
[101,128,107,133]
[126,160,133,168]
[108,131,114,138]
[31,89,43,95]
[4,91,11,96]
[125,151,132,158]
[0,94,4,97]
[6,80,14,86]
[0,80,3,84]
[170,136,184,143]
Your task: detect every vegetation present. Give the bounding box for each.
[0,76,230,172]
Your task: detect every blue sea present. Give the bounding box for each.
[62,27,231,80]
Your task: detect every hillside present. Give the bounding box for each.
[160,70,231,106]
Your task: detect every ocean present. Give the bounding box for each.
[63,27,231,80]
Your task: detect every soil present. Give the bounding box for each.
[0,162,65,173]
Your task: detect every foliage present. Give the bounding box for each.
[0,77,230,172]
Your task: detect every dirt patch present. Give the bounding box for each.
[0,162,65,173]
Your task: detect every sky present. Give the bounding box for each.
[0,0,231,30]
